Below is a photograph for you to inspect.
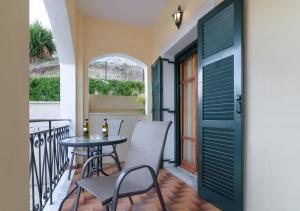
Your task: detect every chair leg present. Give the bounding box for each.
[106,203,111,211]
[111,195,118,211]
[58,186,78,211]
[72,186,82,211]
[128,196,134,205]
[68,152,75,180]
[113,145,122,171]
[153,180,167,211]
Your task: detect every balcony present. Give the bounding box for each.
[29,120,220,211]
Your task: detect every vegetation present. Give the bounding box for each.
[30,21,56,63]
[29,77,60,101]
[29,77,144,101]
[89,78,144,96]
[137,94,146,114]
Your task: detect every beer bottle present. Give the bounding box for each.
[102,118,109,137]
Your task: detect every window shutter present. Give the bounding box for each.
[198,0,243,211]
[152,57,163,121]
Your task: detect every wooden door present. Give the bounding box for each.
[180,53,198,173]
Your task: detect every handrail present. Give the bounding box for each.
[29,121,70,211]
[30,119,71,123]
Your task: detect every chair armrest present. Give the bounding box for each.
[79,154,121,179]
[111,165,157,208]
[116,165,156,186]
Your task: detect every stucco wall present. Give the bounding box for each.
[78,14,153,120]
[89,95,144,113]
[152,0,208,59]
[63,3,154,133]
[0,0,29,210]
[244,0,300,210]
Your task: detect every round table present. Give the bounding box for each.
[58,135,127,147]
[59,135,127,175]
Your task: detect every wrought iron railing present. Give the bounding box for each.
[29,119,70,211]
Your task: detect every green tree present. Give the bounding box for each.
[30,21,56,63]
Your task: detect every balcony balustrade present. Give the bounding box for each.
[29,119,70,211]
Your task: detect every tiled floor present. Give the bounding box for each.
[61,164,221,211]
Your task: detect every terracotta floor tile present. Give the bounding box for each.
[61,164,221,211]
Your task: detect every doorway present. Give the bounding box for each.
[179,52,198,174]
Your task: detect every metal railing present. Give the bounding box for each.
[29,119,70,211]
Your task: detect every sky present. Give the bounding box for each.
[30,0,52,30]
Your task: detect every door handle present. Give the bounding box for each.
[236,95,242,113]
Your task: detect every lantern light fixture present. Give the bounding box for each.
[172,5,183,29]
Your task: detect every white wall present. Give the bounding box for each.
[29,102,60,119]
[60,64,76,136]
[244,0,300,210]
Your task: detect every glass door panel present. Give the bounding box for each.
[183,81,194,137]
[183,57,194,79]
[180,53,198,173]
[183,139,195,164]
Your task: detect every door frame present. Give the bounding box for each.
[174,40,198,167]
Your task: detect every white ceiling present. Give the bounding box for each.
[74,0,167,27]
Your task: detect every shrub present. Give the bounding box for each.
[29,77,144,101]
[29,77,60,101]
[89,78,144,96]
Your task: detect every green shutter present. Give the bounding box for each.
[198,0,243,211]
[152,57,163,121]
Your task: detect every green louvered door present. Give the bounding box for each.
[152,57,163,121]
[197,0,243,211]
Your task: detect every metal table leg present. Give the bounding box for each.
[87,147,90,175]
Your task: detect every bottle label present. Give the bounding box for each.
[102,128,107,132]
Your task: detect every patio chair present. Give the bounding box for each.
[68,119,124,180]
[69,121,171,211]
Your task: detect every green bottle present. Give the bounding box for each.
[83,119,89,138]
[102,118,109,137]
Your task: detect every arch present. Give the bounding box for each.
[43,0,75,65]
[43,0,76,135]
[90,52,147,71]
[89,52,149,115]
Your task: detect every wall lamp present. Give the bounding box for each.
[172,5,183,29]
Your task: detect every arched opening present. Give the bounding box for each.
[43,0,76,136]
[88,53,148,114]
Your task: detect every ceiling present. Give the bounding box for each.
[74,0,167,27]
